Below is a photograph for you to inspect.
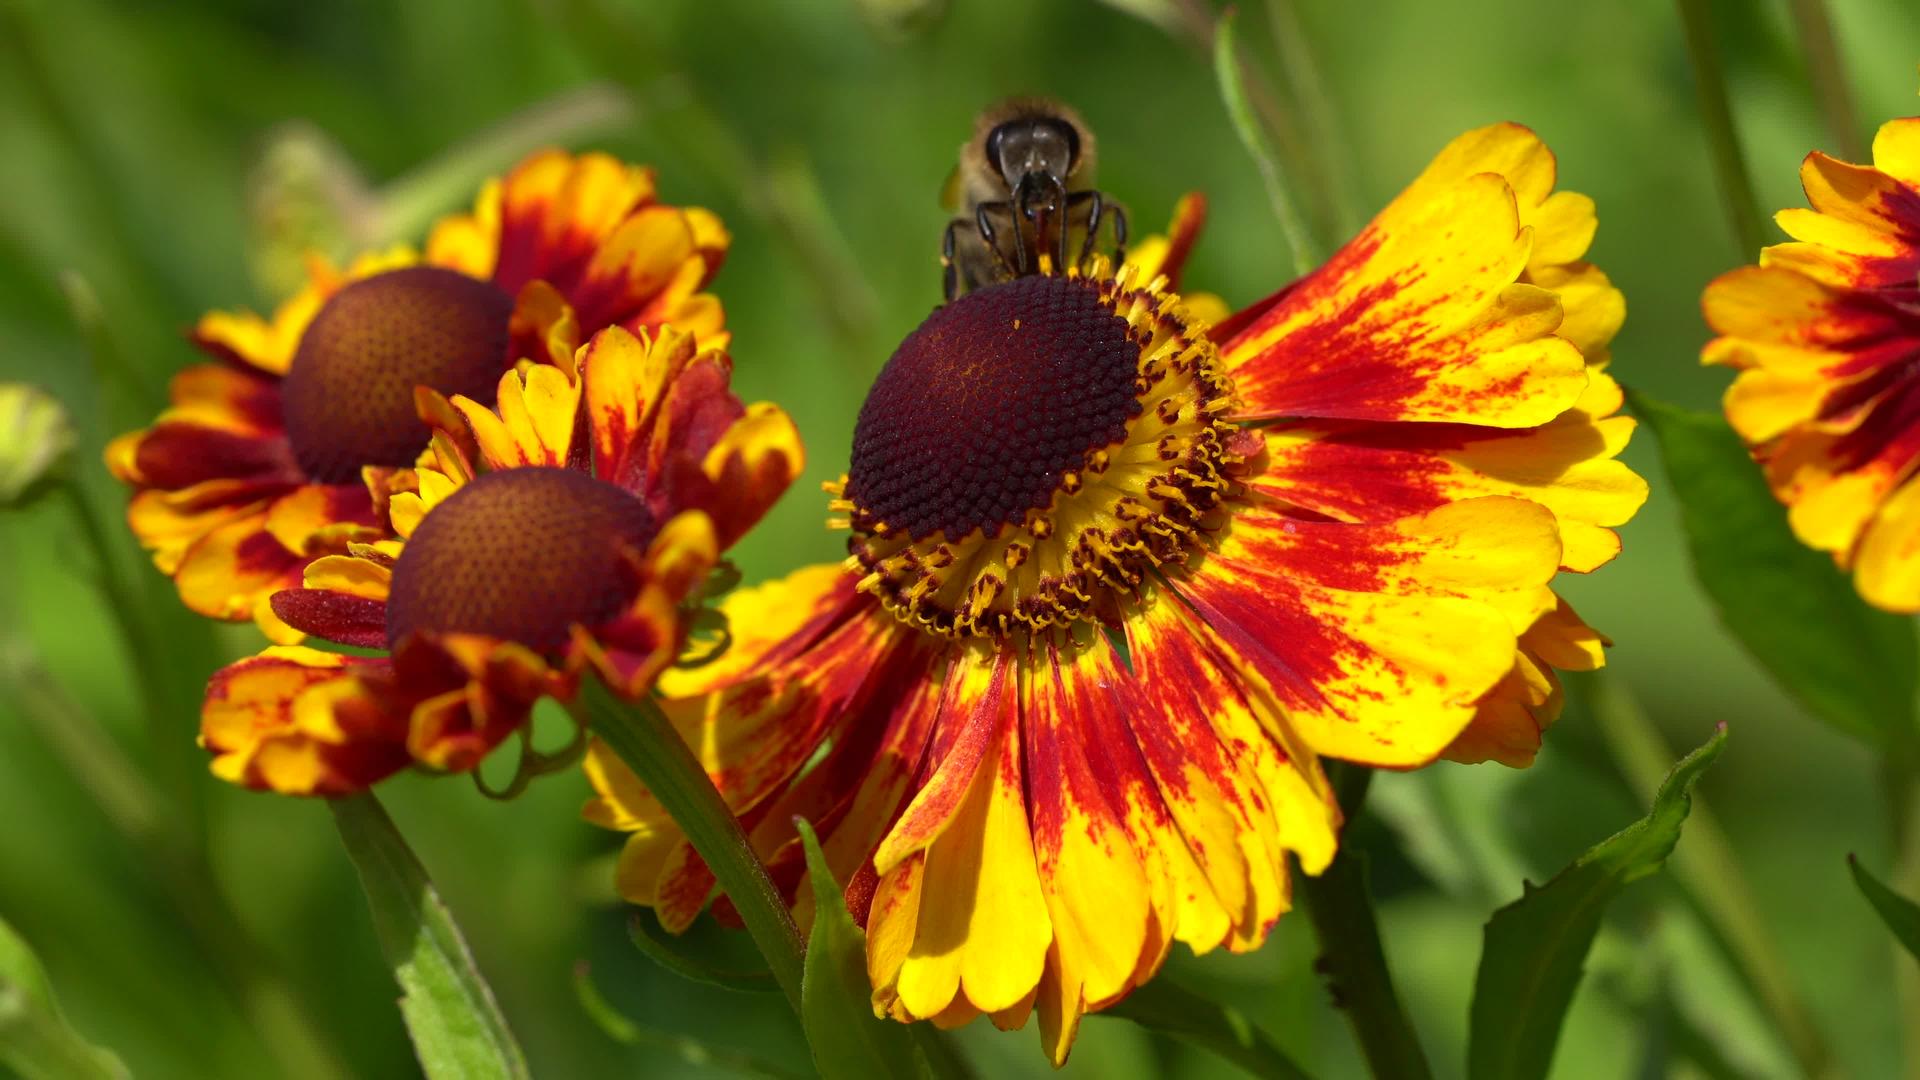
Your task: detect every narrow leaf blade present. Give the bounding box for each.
[1211,9,1318,271]
[1628,391,1917,743]
[627,913,779,994]
[0,917,130,1080]
[1107,975,1316,1080]
[1848,856,1920,962]
[1467,724,1728,1080]
[330,794,530,1080]
[572,963,809,1080]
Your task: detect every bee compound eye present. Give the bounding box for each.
[984,121,1013,176]
[1053,119,1081,170]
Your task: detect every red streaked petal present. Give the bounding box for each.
[1221,171,1585,427]
[1169,497,1558,767]
[872,644,1014,875]
[1250,412,1645,573]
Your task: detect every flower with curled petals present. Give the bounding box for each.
[107,149,731,641]
[199,325,801,797]
[1703,117,1920,611]
[582,121,1644,1061]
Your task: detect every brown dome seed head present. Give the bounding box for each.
[385,467,659,653]
[283,266,514,483]
[845,274,1143,541]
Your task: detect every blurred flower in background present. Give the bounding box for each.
[201,324,801,796]
[584,119,1643,1062]
[106,150,730,642]
[0,384,75,508]
[1703,116,1920,611]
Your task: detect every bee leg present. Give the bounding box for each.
[1110,203,1130,267]
[1009,178,1038,276]
[1052,180,1071,275]
[975,203,1018,280]
[1075,189,1104,270]
[942,218,961,301]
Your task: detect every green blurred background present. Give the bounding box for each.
[3,0,1918,1076]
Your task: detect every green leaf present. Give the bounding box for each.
[572,962,809,1080]
[1467,724,1728,1080]
[627,912,780,994]
[330,794,531,1080]
[795,819,955,1080]
[1848,855,1920,963]
[1107,975,1316,1079]
[0,916,130,1080]
[1628,391,1918,743]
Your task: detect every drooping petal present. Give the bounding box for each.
[1704,266,1917,444]
[1854,475,1920,610]
[173,512,305,624]
[871,645,1052,1021]
[571,510,720,698]
[1441,594,1606,767]
[583,324,691,493]
[694,403,805,549]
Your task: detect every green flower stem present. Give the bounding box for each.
[1786,0,1865,162]
[575,678,807,1013]
[0,631,351,1080]
[55,481,200,802]
[1265,0,1361,239]
[1674,0,1768,258]
[1884,741,1920,1080]
[329,794,530,1079]
[1213,9,1323,275]
[1298,763,1434,1080]
[1588,674,1834,1079]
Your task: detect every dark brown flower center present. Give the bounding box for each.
[386,467,658,653]
[845,274,1143,541]
[283,266,514,483]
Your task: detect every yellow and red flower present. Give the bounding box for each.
[1703,117,1920,611]
[107,150,731,640]
[199,325,800,796]
[583,123,1644,1059]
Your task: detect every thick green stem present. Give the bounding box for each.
[1298,764,1433,1080]
[1588,674,1833,1079]
[1786,0,1865,162]
[1674,0,1768,258]
[576,679,806,1012]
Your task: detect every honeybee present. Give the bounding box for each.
[940,97,1128,300]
